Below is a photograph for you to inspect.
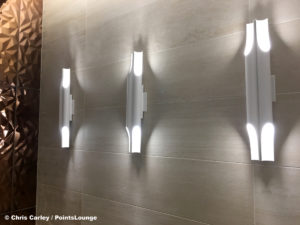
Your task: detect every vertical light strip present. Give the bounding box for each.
[256,19,274,161]
[244,19,275,161]
[244,22,260,161]
[61,68,74,148]
[126,52,147,153]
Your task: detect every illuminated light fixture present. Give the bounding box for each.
[60,68,74,148]
[244,19,276,161]
[126,51,147,153]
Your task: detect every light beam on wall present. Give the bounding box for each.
[244,19,276,161]
[61,68,74,148]
[126,52,147,153]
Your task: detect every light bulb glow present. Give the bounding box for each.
[133,52,143,77]
[132,125,141,153]
[62,68,71,88]
[61,126,70,148]
[246,123,260,161]
[261,123,275,161]
[256,19,271,52]
[244,23,255,56]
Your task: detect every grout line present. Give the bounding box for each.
[271,17,300,26]
[80,95,246,111]
[83,194,211,225]
[74,30,245,72]
[38,183,211,225]
[38,146,300,171]
[276,91,300,96]
[68,91,300,112]
[39,146,252,166]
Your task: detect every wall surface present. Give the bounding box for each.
[0,0,42,224]
[37,0,300,225]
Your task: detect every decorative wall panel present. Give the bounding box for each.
[18,0,42,88]
[0,0,42,218]
[0,0,19,87]
[0,87,14,214]
[14,88,39,167]
[0,87,15,161]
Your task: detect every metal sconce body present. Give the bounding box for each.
[61,68,74,148]
[244,19,276,161]
[126,52,147,153]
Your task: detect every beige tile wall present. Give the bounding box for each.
[37,0,300,224]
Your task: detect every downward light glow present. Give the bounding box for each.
[261,123,275,161]
[132,126,141,153]
[246,124,259,161]
[61,126,70,148]
[133,51,143,77]
[256,19,271,52]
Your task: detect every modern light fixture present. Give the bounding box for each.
[244,19,276,161]
[60,68,74,148]
[126,51,147,153]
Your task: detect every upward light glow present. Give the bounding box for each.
[62,68,71,88]
[246,123,259,160]
[256,19,271,52]
[244,23,255,56]
[133,51,143,76]
[261,123,275,161]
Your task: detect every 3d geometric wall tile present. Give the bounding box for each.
[0,87,14,213]
[0,87,15,163]
[14,88,39,167]
[0,0,42,216]
[18,0,42,88]
[0,0,19,87]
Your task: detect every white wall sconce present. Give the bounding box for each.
[60,68,74,148]
[126,51,147,153]
[244,19,276,161]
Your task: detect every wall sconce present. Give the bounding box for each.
[126,52,147,153]
[244,19,276,161]
[61,68,74,148]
